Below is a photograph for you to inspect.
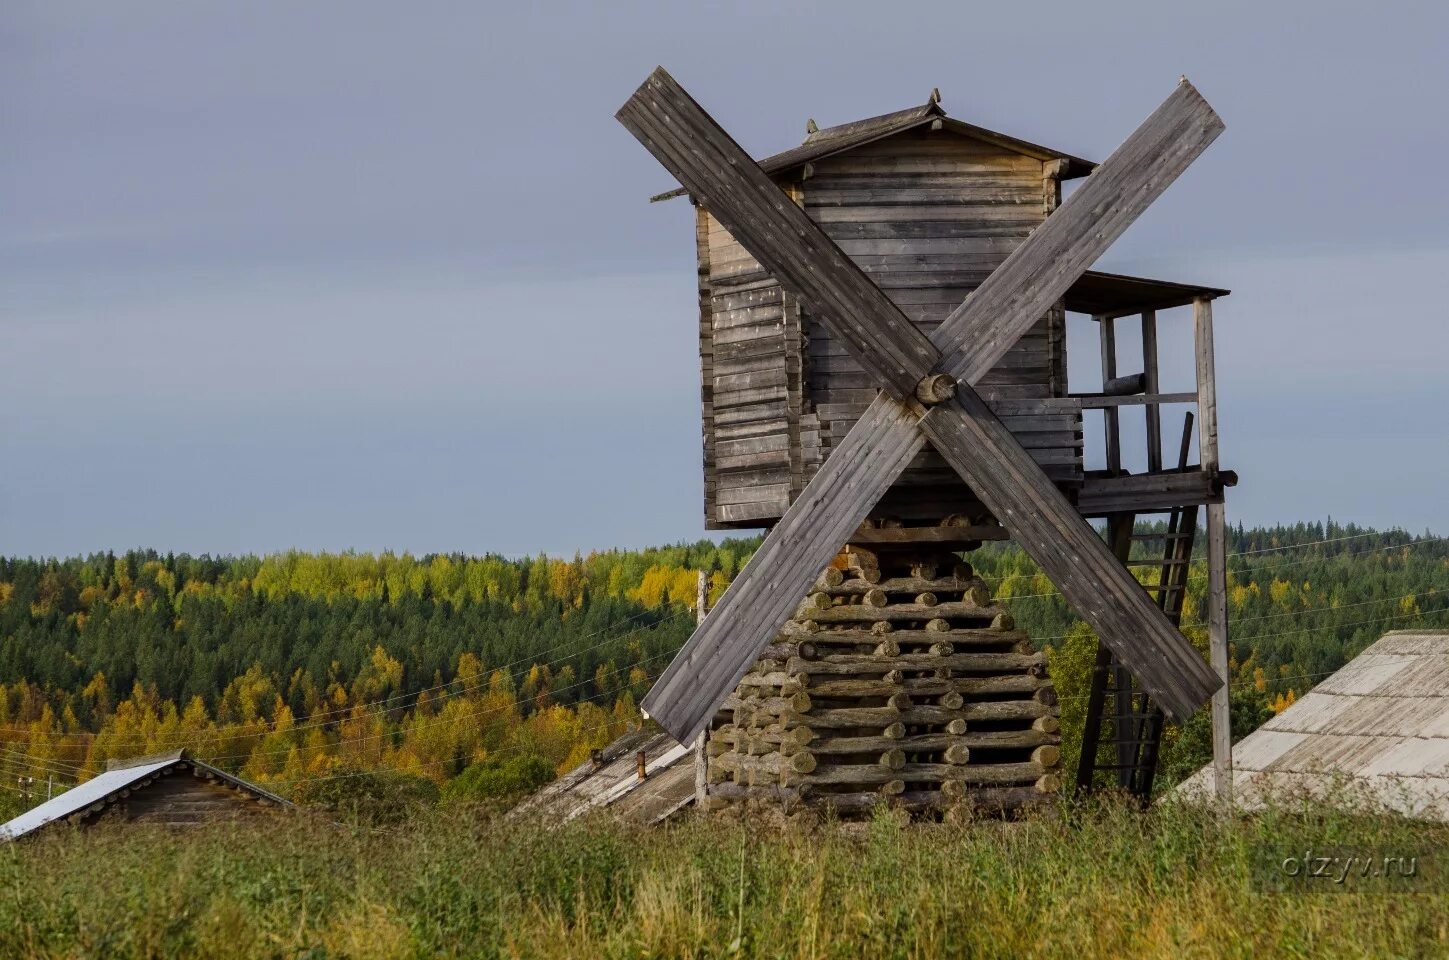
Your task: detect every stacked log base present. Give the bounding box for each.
[703,545,1062,819]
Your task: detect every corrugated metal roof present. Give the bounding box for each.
[1,749,289,840]
[650,97,1096,202]
[1176,631,1449,821]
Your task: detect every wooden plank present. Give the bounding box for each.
[934,80,1225,382]
[1072,392,1197,409]
[640,397,926,743]
[1076,469,1216,516]
[618,69,938,400]
[917,392,1219,720]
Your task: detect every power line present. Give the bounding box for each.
[5,623,682,773]
[0,606,689,749]
[988,535,1447,601]
[1053,610,1447,701]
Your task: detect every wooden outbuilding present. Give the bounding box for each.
[0,750,289,840]
[1177,631,1449,821]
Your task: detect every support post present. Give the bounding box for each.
[1108,514,1137,789]
[1207,502,1231,805]
[1098,315,1121,476]
[1194,296,1231,805]
[693,570,710,808]
[1141,310,1162,473]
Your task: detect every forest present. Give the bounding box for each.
[0,521,1444,817]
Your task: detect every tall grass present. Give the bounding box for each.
[1,798,1444,959]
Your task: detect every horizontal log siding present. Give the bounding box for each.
[704,209,793,525]
[803,131,1081,518]
[697,205,719,527]
[699,132,1084,528]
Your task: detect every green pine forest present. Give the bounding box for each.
[0,521,1444,818]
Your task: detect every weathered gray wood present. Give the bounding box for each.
[1142,310,1162,473]
[618,69,938,400]
[625,70,1224,740]
[641,398,924,742]
[933,80,1225,381]
[1073,392,1197,409]
[1194,297,1219,471]
[1076,469,1217,516]
[917,390,1220,720]
[1100,316,1122,475]
[1207,500,1232,803]
[1197,293,1231,802]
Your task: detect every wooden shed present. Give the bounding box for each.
[1176,631,1449,821]
[0,750,289,839]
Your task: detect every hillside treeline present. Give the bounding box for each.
[0,521,1443,813]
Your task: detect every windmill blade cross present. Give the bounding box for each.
[618,67,1225,742]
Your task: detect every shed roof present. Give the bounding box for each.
[508,725,696,824]
[1,749,290,840]
[1176,631,1449,821]
[651,96,1096,202]
[1066,270,1229,317]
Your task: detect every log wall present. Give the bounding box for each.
[701,546,1062,818]
[700,126,1083,529]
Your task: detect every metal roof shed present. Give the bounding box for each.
[1,749,290,840]
[1176,631,1449,821]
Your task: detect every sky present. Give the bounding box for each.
[3,1,1448,558]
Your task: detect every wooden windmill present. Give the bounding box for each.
[618,69,1235,815]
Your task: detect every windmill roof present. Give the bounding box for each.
[650,97,1096,202]
[1,749,290,840]
[1175,631,1449,821]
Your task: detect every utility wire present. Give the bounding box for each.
[0,606,689,749]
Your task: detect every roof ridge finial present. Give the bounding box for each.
[929,87,941,105]
[806,117,819,135]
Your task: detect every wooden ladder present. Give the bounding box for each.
[1076,417,1199,803]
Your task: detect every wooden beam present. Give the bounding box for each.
[1103,372,1147,397]
[1072,392,1197,409]
[1099,316,1121,476]
[617,68,937,401]
[1194,297,1219,471]
[693,570,709,808]
[1076,468,1218,516]
[1207,501,1232,804]
[1142,311,1162,473]
[934,79,1225,382]
[918,393,1219,721]
[1196,295,1231,802]
[641,397,925,742]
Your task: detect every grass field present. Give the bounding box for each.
[2,797,1445,959]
